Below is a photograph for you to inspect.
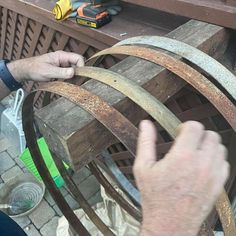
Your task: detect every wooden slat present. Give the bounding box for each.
[6,11,17,59]
[53,34,70,51]
[119,166,133,175]
[122,0,236,29]
[13,16,28,60]
[69,39,90,55]
[39,28,55,54]
[26,22,43,57]
[0,7,7,58]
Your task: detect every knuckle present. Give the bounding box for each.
[205,131,221,144]
[176,149,195,160]
[184,121,204,133]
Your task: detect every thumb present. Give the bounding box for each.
[47,65,74,80]
[135,120,157,169]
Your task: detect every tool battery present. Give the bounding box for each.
[76,3,111,28]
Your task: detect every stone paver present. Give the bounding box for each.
[79,175,100,200]
[29,200,55,229]
[1,165,23,182]
[40,216,59,236]
[64,194,80,210]
[71,167,91,185]
[60,186,69,197]
[23,167,30,173]
[7,145,21,159]
[0,151,15,175]
[15,157,25,169]
[53,204,63,217]
[0,182,4,189]
[0,137,12,152]
[44,190,56,206]
[0,130,102,235]
[24,224,42,236]
[14,216,31,228]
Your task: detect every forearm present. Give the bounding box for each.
[140,224,199,236]
[140,217,199,236]
[0,79,11,100]
[0,59,28,100]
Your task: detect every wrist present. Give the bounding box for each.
[6,59,29,83]
[141,217,199,236]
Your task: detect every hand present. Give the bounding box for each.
[7,51,84,83]
[134,120,229,236]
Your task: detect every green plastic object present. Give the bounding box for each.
[19,137,69,188]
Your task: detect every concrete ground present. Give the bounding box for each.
[0,99,102,236]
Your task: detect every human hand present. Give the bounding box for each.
[7,51,84,83]
[134,120,229,236]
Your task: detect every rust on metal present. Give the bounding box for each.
[22,42,236,235]
[22,92,90,235]
[76,66,182,138]
[87,45,236,131]
[23,82,143,235]
[116,36,236,101]
[100,150,141,205]
[88,161,142,221]
[86,45,236,236]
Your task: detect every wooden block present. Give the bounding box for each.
[35,20,229,170]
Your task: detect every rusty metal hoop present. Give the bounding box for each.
[115,36,236,101]
[84,46,236,235]
[101,150,141,205]
[22,43,236,235]
[87,46,236,130]
[23,82,145,235]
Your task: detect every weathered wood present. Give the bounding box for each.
[0,0,187,51]
[0,0,189,108]
[122,0,236,29]
[36,20,229,170]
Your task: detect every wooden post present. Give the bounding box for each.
[35,20,229,170]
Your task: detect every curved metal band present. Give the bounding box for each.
[101,150,141,205]
[88,161,142,221]
[76,67,182,138]
[22,82,142,234]
[22,91,90,235]
[115,36,236,101]
[85,50,236,235]
[23,60,236,235]
[87,45,236,131]
[52,154,115,235]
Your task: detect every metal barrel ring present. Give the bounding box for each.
[22,38,236,236]
[85,44,236,235]
[23,82,145,235]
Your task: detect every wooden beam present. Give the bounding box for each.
[35,20,229,170]
[122,0,236,29]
